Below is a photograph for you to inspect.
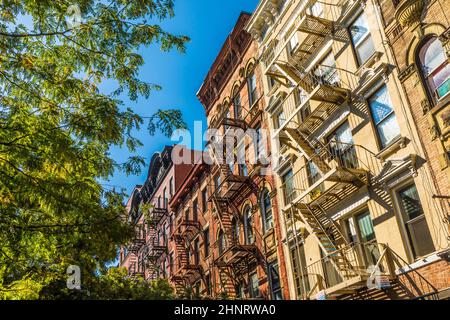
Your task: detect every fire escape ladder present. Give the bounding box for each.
[284,128,331,173]
[217,265,235,297]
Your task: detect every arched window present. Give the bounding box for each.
[218,229,226,256]
[231,217,240,245]
[418,37,450,102]
[243,206,254,245]
[261,189,274,233]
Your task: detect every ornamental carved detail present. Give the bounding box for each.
[394,0,425,34]
[398,64,417,82]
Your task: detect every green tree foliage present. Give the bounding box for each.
[0,0,189,299]
[38,267,174,300]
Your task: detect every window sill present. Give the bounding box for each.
[376,136,409,162]
[355,51,384,79]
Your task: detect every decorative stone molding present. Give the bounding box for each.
[394,0,425,36]
[439,28,450,59]
[398,64,417,83]
[430,124,440,141]
[421,99,432,115]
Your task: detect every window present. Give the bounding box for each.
[169,252,174,275]
[254,126,265,160]
[244,206,254,245]
[169,177,174,198]
[307,161,322,187]
[294,87,308,107]
[193,282,200,298]
[247,71,258,105]
[344,217,357,244]
[269,262,283,300]
[349,13,376,66]
[205,274,212,296]
[204,228,210,257]
[308,1,324,18]
[194,238,200,265]
[235,282,244,298]
[218,230,226,256]
[231,218,240,245]
[368,85,401,148]
[193,200,198,222]
[328,122,358,168]
[248,272,260,298]
[355,211,380,266]
[282,169,295,204]
[163,188,167,208]
[214,174,221,189]
[315,52,339,85]
[233,94,242,120]
[397,184,435,258]
[268,76,276,90]
[261,189,274,233]
[275,109,286,129]
[288,33,299,54]
[201,188,208,213]
[418,37,450,101]
[260,24,269,41]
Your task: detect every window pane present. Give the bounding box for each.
[432,64,450,99]
[356,35,376,65]
[356,212,376,243]
[350,14,370,44]
[369,86,394,124]
[406,216,435,257]
[377,114,401,147]
[289,34,299,53]
[421,38,447,75]
[398,184,435,258]
[369,86,401,147]
[350,14,375,65]
[398,184,424,221]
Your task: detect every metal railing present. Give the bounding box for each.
[281,141,382,206]
[261,0,338,70]
[302,242,395,299]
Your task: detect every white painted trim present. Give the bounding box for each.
[395,253,443,275]
[330,195,371,221]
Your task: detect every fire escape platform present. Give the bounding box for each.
[150,207,168,226]
[298,101,342,136]
[287,167,369,210]
[212,175,253,203]
[319,275,369,299]
[215,244,258,267]
[289,15,334,70]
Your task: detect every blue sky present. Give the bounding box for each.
[103,0,259,197]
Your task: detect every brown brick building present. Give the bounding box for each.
[196,12,290,299]
[378,0,450,293]
[119,146,196,282]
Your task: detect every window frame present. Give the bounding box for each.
[417,36,450,104]
[261,188,274,233]
[392,181,435,260]
[367,84,402,150]
[348,12,376,67]
[247,71,258,106]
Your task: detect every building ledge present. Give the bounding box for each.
[396,248,450,275]
[375,136,409,162]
